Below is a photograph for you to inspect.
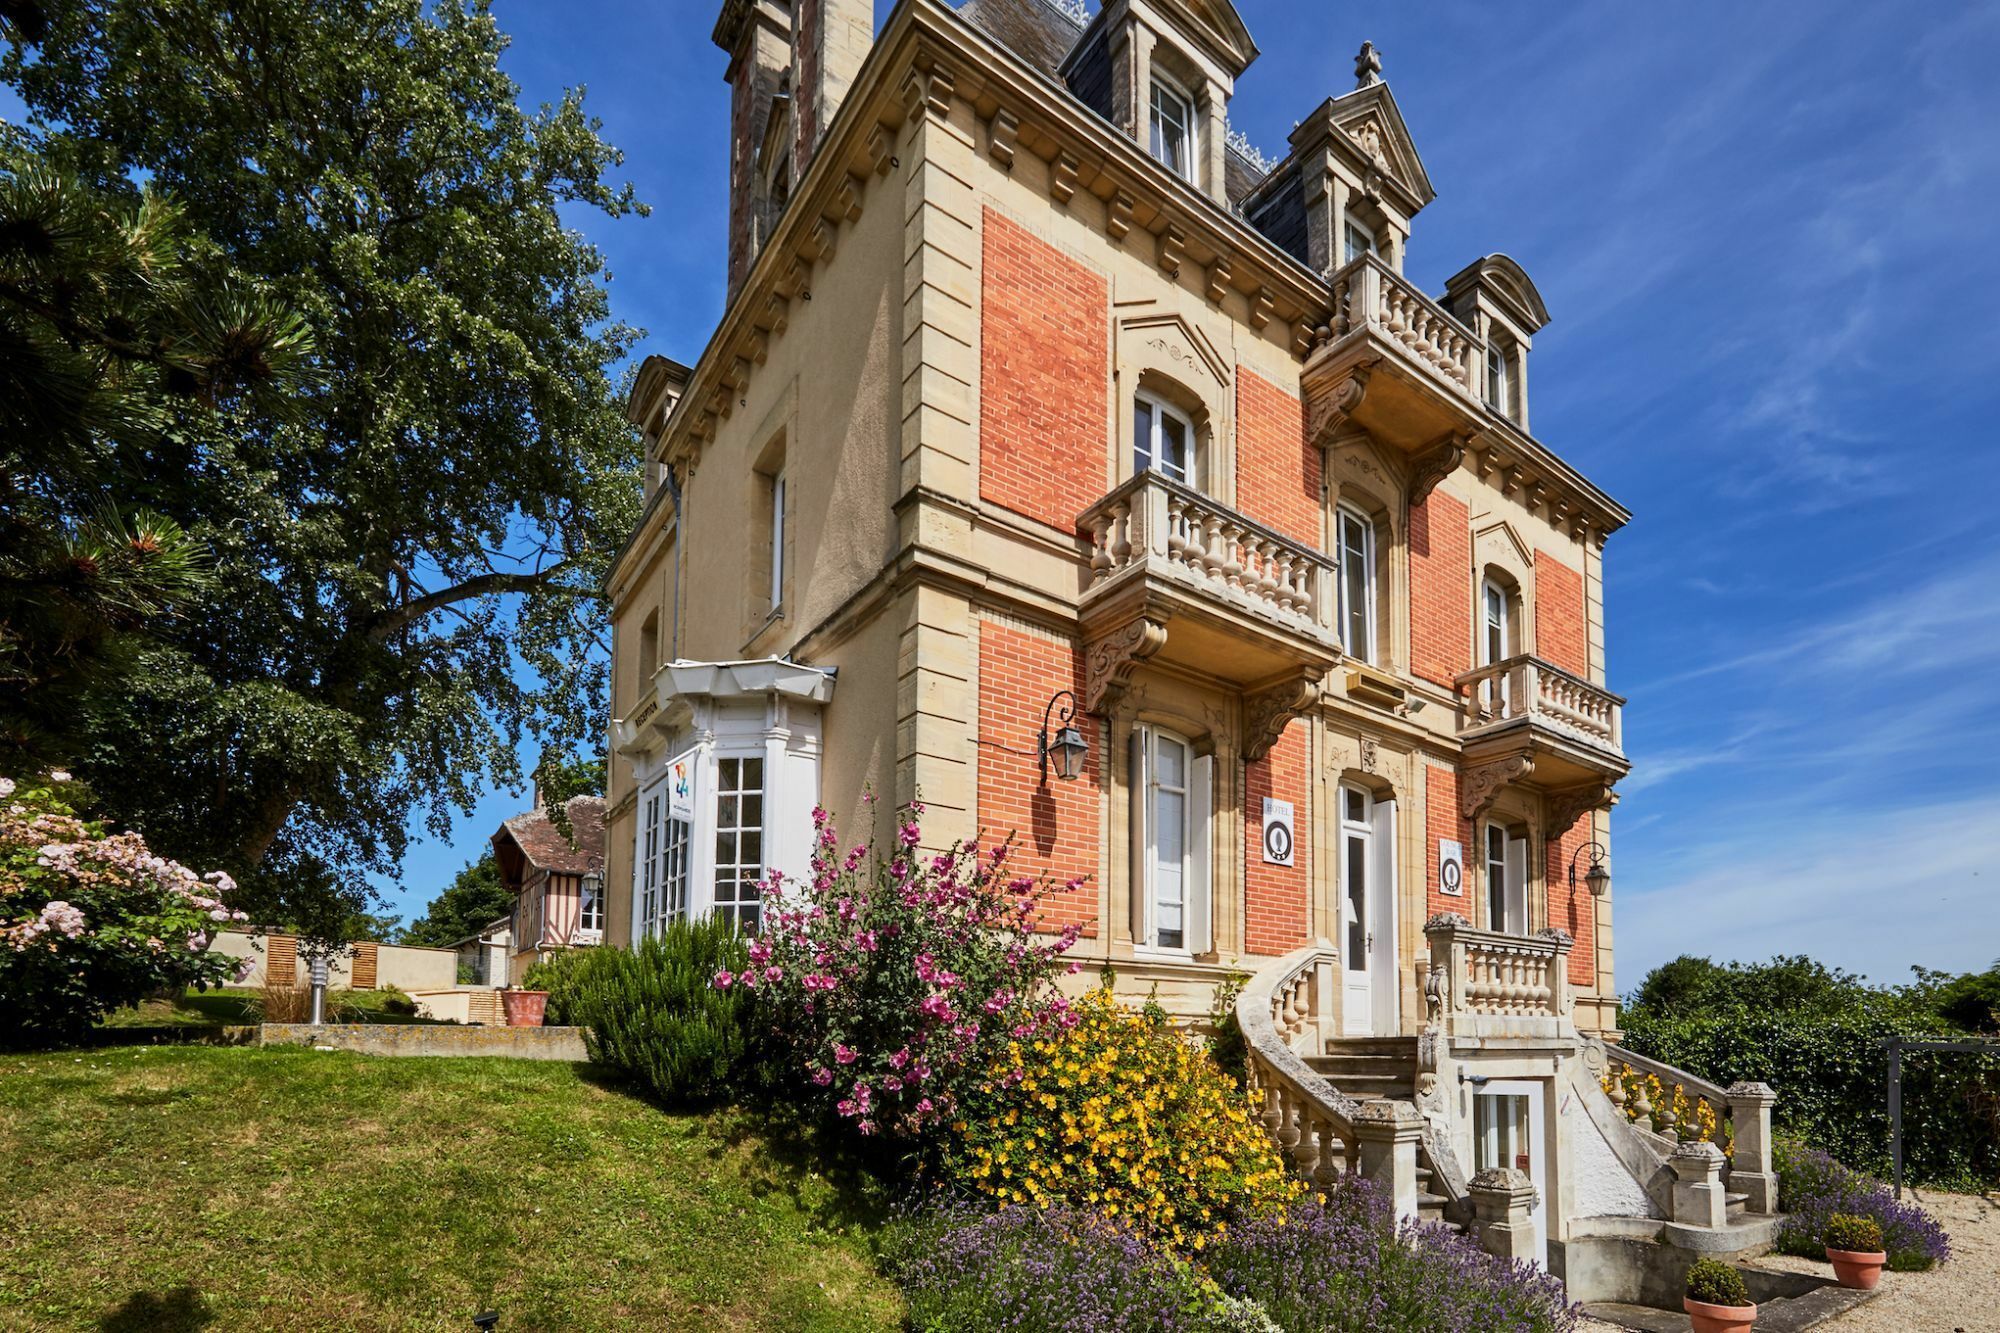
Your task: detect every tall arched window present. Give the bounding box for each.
[1127,723,1212,954]
[1337,504,1378,664]
[1134,389,1196,487]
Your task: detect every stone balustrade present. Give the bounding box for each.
[1454,654,1624,752]
[1423,914,1573,1024]
[1328,254,1480,391]
[1598,1044,1779,1215]
[1237,944,1372,1197]
[1080,472,1334,634]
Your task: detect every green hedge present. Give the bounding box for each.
[530,919,756,1108]
[1621,1006,2000,1191]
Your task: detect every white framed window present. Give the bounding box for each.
[713,755,766,934]
[579,876,604,937]
[1485,822,1528,935]
[769,470,787,611]
[1128,725,1211,953]
[662,814,691,926]
[1344,216,1377,264]
[1483,580,1511,665]
[1149,77,1196,184]
[638,791,661,931]
[1134,391,1194,487]
[1486,344,1511,416]
[1337,505,1377,665]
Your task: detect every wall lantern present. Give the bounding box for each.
[1567,841,1611,898]
[580,871,603,905]
[1037,689,1089,783]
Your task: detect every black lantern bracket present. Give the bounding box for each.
[1566,840,1611,897]
[1037,689,1089,783]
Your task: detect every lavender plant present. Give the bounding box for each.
[1774,1141,1951,1271]
[1205,1178,1580,1333]
[885,1199,1243,1332]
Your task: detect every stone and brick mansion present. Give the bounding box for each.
[594,0,1785,1291]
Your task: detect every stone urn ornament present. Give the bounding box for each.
[1683,1258,1756,1333]
[501,988,550,1028]
[1823,1213,1888,1290]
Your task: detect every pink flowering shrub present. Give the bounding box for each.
[0,773,249,1046]
[722,802,1085,1142]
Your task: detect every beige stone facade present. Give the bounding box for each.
[607,0,1630,1038]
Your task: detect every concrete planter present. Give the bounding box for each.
[1683,1296,1756,1333]
[1826,1247,1886,1291]
[501,989,550,1028]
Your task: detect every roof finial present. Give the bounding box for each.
[1354,41,1382,89]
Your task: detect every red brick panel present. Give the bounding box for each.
[1234,368,1319,547]
[1409,490,1472,688]
[1243,723,1311,956]
[1546,815,1597,987]
[1423,766,1473,923]
[979,209,1109,531]
[976,618,1101,936]
[1535,550,1589,677]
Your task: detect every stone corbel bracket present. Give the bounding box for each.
[1408,431,1468,506]
[1546,781,1618,836]
[1304,356,1379,448]
[1243,669,1327,762]
[1460,755,1533,821]
[1083,616,1168,714]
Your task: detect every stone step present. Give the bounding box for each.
[1726,1190,1749,1220]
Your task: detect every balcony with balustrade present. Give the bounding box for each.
[1453,653,1628,789]
[1302,254,1489,458]
[1075,471,1340,724]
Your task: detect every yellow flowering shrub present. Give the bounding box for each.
[950,987,1299,1249]
[1601,1067,1729,1149]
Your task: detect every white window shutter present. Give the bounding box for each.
[1188,752,1213,955]
[1129,728,1149,945]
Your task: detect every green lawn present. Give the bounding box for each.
[0,1045,901,1332]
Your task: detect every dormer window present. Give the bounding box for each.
[1149,77,1197,184]
[1485,342,1513,417]
[1135,390,1195,486]
[1344,215,1377,264]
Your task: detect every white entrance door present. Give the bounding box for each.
[1474,1081,1549,1268]
[1341,787,1399,1035]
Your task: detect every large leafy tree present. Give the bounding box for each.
[0,147,313,765]
[3,0,645,933]
[399,850,511,949]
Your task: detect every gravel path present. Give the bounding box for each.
[1753,1189,1999,1331]
[1575,1189,1998,1332]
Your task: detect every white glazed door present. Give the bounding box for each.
[1475,1081,1549,1268]
[1341,786,1373,1035]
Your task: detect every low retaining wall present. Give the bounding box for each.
[259,1023,588,1061]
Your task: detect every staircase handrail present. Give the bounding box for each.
[1606,1043,1730,1108]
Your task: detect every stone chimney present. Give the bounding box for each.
[715,0,873,303]
[715,0,793,301]
[791,0,874,173]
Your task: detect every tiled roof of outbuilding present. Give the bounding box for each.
[496,796,606,877]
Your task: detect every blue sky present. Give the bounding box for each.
[29,2,2000,986]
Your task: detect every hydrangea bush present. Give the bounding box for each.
[1204,1178,1580,1333]
[1,772,249,1046]
[952,986,1299,1248]
[1774,1141,1950,1271]
[726,802,1084,1140]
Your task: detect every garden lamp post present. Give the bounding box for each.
[306,946,330,1026]
[1037,689,1089,783]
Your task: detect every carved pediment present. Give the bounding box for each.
[1325,83,1434,211]
[1119,311,1232,390]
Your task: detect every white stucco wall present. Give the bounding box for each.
[1562,1090,1661,1219]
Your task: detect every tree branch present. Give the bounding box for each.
[364,565,579,642]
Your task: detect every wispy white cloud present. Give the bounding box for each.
[1616,793,2000,987]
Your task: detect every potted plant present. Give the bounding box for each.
[1684,1258,1756,1333]
[1824,1213,1888,1290]
[501,986,549,1028]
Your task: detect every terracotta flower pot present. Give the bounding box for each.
[1684,1296,1757,1333]
[501,989,549,1028]
[1826,1247,1887,1291]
